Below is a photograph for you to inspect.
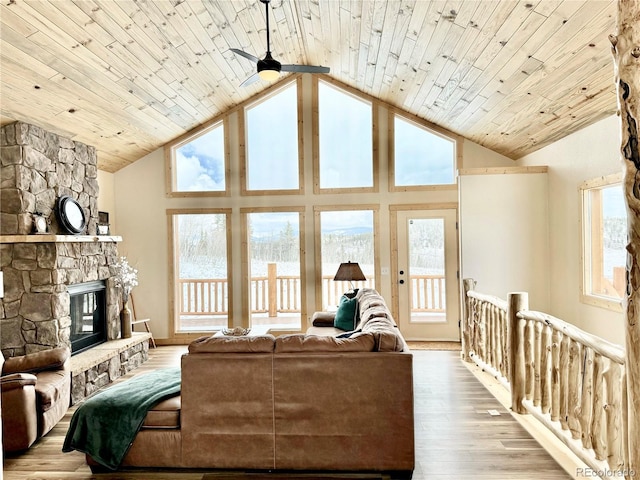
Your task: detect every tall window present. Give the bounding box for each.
[317,208,376,310]
[392,114,455,188]
[245,82,300,192]
[245,210,303,331]
[171,211,231,332]
[317,81,373,190]
[581,175,626,311]
[169,121,227,195]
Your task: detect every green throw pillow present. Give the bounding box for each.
[334,295,358,331]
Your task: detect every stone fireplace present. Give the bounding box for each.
[1,121,149,401]
[0,122,120,356]
[0,121,122,356]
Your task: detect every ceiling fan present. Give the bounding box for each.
[230,0,330,86]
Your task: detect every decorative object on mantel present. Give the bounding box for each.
[97,211,110,235]
[32,212,48,234]
[113,257,138,339]
[56,196,86,235]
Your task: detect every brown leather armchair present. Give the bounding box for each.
[1,347,71,452]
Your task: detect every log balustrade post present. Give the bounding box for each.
[268,263,277,317]
[508,292,528,414]
[461,278,476,362]
[610,1,640,473]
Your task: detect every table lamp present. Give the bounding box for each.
[333,261,366,297]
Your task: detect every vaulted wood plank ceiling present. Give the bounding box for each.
[0,0,617,173]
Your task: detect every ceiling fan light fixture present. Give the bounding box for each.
[231,0,329,86]
[257,53,281,81]
[258,68,280,81]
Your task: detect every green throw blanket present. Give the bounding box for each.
[62,367,181,470]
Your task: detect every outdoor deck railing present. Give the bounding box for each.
[178,264,445,317]
[462,278,631,479]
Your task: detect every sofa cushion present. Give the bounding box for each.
[188,335,275,353]
[311,311,336,327]
[374,331,406,352]
[305,326,345,337]
[358,305,396,330]
[274,333,375,353]
[334,295,358,331]
[34,369,69,412]
[142,396,181,429]
[3,347,70,375]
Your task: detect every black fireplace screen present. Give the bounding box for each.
[68,280,107,354]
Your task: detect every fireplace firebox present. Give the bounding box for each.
[69,281,107,354]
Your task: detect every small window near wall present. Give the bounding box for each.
[580,174,626,311]
[167,121,228,196]
[391,114,456,190]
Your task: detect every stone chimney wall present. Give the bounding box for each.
[1,121,99,235]
[0,121,121,356]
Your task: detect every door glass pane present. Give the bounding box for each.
[174,213,229,332]
[246,83,299,190]
[247,212,302,330]
[320,210,375,310]
[408,218,446,322]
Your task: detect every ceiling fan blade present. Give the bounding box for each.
[240,72,260,87]
[230,48,260,64]
[281,64,330,74]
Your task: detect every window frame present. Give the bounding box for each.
[168,208,234,340]
[389,110,459,192]
[240,78,304,196]
[313,78,379,195]
[579,173,625,312]
[165,118,230,198]
[313,204,380,311]
[240,206,307,333]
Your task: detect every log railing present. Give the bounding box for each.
[180,266,443,318]
[462,279,632,479]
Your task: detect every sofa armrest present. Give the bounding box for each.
[1,373,37,392]
[2,347,70,375]
[310,311,336,327]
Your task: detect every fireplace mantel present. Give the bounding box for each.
[0,235,122,244]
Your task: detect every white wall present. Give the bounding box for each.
[459,171,550,311]
[461,140,514,169]
[97,170,116,232]
[113,149,171,337]
[518,115,625,345]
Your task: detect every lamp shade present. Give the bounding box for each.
[333,262,366,282]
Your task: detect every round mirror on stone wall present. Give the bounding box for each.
[56,196,86,235]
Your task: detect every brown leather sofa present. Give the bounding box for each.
[89,289,414,477]
[1,346,71,451]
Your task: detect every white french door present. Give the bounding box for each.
[393,208,459,341]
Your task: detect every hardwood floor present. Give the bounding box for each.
[3,347,572,480]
